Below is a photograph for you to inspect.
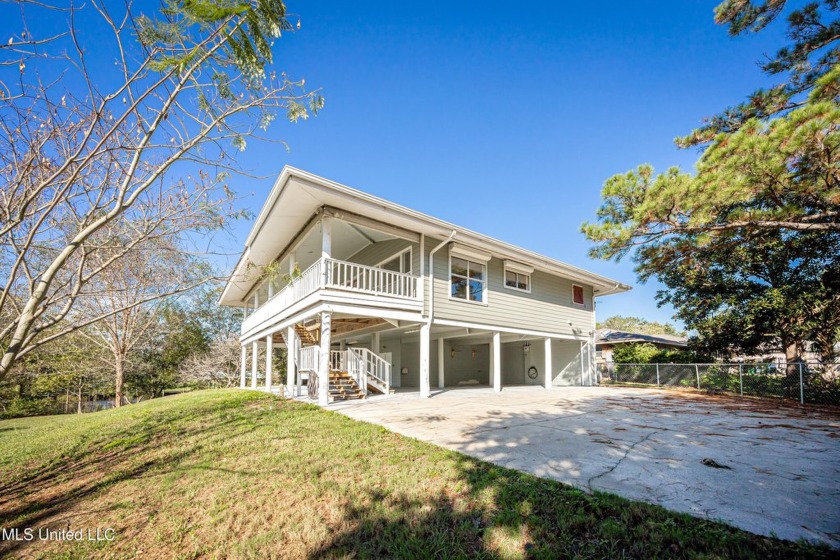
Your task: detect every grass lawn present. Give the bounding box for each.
[0,390,832,559]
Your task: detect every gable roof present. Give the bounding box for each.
[219,167,632,306]
[596,329,688,348]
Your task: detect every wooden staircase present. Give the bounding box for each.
[328,370,365,401]
[279,322,319,346]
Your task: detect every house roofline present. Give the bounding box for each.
[220,166,632,305]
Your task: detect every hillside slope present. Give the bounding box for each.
[0,390,829,559]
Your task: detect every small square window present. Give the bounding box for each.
[573,285,585,305]
[504,269,530,292]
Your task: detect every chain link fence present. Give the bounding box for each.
[596,362,840,407]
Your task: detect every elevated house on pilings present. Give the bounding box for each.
[219,167,631,405]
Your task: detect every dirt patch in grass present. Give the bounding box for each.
[0,389,833,559]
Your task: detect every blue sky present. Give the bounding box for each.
[220,1,786,327]
[5,1,786,327]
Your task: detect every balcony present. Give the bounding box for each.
[242,257,422,337]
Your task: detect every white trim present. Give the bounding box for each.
[448,253,488,304]
[433,318,588,341]
[450,243,491,263]
[503,268,531,294]
[572,284,585,306]
[503,260,533,274]
[240,292,424,342]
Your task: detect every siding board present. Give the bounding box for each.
[430,244,595,337]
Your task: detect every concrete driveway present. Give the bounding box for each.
[331,385,840,547]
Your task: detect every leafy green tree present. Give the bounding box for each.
[133,306,210,399]
[657,229,840,363]
[612,343,660,364]
[583,1,840,363]
[597,316,684,336]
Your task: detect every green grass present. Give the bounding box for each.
[0,390,832,559]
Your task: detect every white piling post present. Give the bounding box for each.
[695,364,701,390]
[655,363,660,387]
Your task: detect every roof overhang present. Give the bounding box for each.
[219,167,632,306]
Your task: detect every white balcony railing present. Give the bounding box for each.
[242,257,420,334]
[324,258,417,299]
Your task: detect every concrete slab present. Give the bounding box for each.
[331,386,840,547]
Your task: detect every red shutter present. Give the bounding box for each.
[573,285,584,305]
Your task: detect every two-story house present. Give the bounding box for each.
[219,167,631,405]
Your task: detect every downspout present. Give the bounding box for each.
[427,230,457,325]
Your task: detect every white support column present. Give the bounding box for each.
[544,337,552,389]
[286,326,296,397]
[372,332,381,354]
[318,311,332,405]
[251,340,259,390]
[321,216,332,288]
[240,345,247,389]
[419,323,431,398]
[339,339,346,351]
[438,337,445,389]
[265,335,273,391]
[580,340,585,386]
[492,332,501,392]
[321,216,332,259]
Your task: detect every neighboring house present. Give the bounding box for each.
[734,341,835,366]
[595,330,688,364]
[220,167,631,405]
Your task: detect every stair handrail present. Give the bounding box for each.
[349,347,391,394]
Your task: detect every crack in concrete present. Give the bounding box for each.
[587,430,660,491]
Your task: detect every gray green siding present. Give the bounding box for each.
[427,241,595,337]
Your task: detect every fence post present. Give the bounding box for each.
[799,363,804,405]
[739,364,743,397]
[656,363,660,387]
[695,364,701,390]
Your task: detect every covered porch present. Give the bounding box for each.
[238,317,597,405]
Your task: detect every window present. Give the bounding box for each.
[450,256,486,303]
[504,269,530,292]
[378,248,412,274]
[573,284,585,306]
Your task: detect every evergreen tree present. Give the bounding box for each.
[583,1,840,362]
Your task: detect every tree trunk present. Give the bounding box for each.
[785,342,799,363]
[77,387,82,414]
[114,357,125,408]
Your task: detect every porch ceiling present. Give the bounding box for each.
[290,220,395,273]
